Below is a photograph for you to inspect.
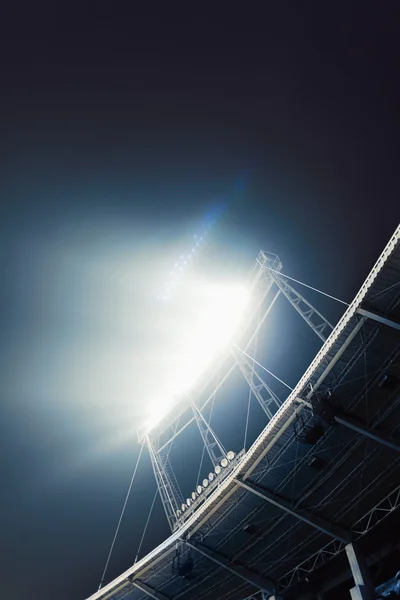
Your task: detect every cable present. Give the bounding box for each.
[244,320,259,451]
[195,387,217,487]
[368,280,400,301]
[263,264,349,307]
[98,443,144,591]
[244,379,252,452]
[234,344,294,391]
[134,487,158,564]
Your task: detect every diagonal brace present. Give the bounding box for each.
[185,539,275,593]
[297,398,400,454]
[130,578,171,600]
[235,478,350,544]
[334,414,400,453]
[357,307,400,332]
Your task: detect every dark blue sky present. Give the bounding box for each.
[0,3,400,600]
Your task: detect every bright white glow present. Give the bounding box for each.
[143,279,250,432]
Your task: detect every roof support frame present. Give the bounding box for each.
[185,539,275,594]
[130,579,171,600]
[334,414,400,453]
[357,307,400,332]
[235,478,350,544]
[297,398,400,454]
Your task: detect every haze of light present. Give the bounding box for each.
[2,220,250,478]
[144,277,249,431]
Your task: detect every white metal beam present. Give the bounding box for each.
[186,540,275,594]
[235,478,350,543]
[130,579,171,600]
[297,398,400,454]
[346,543,374,600]
[334,415,400,453]
[357,307,400,332]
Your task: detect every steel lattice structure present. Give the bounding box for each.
[86,226,400,600]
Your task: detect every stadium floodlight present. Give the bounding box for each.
[221,458,228,468]
[191,491,197,501]
[181,503,186,512]
[215,465,221,475]
[141,280,250,435]
[186,498,191,507]
[208,472,215,482]
[176,509,181,517]
[202,478,209,488]
[227,450,235,461]
[196,485,203,494]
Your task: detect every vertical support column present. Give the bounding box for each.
[189,397,226,468]
[146,435,184,531]
[345,543,373,600]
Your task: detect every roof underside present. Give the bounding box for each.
[89,226,400,600]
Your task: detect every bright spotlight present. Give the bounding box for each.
[227,450,235,461]
[215,465,221,475]
[202,478,209,488]
[196,485,203,494]
[143,278,250,434]
[191,491,197,501]
[167,283,250,396]
[208,472,214,482]
[221,458,228,468]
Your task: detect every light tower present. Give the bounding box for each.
[87,225,400,600]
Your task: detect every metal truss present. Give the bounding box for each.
[230,416,391,572]
[358,307,400,332]
[234,350,282,420]
[353,483,400,536]
[279,482,400,590]
[334,414,400,453]
[235,478,350,543]
[186,539,275,595]
[190,334,400,588]
[130,579,170,600]
[189,396,226,468]
[147,436,184,531]
[321,290,400,397]
[309,315,367,394]
[271,447,400,590]
[279,538,347,589]
[266,270,334,342]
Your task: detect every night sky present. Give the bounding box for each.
[1,4,400,600]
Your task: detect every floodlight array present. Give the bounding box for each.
[175,450,239,523]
